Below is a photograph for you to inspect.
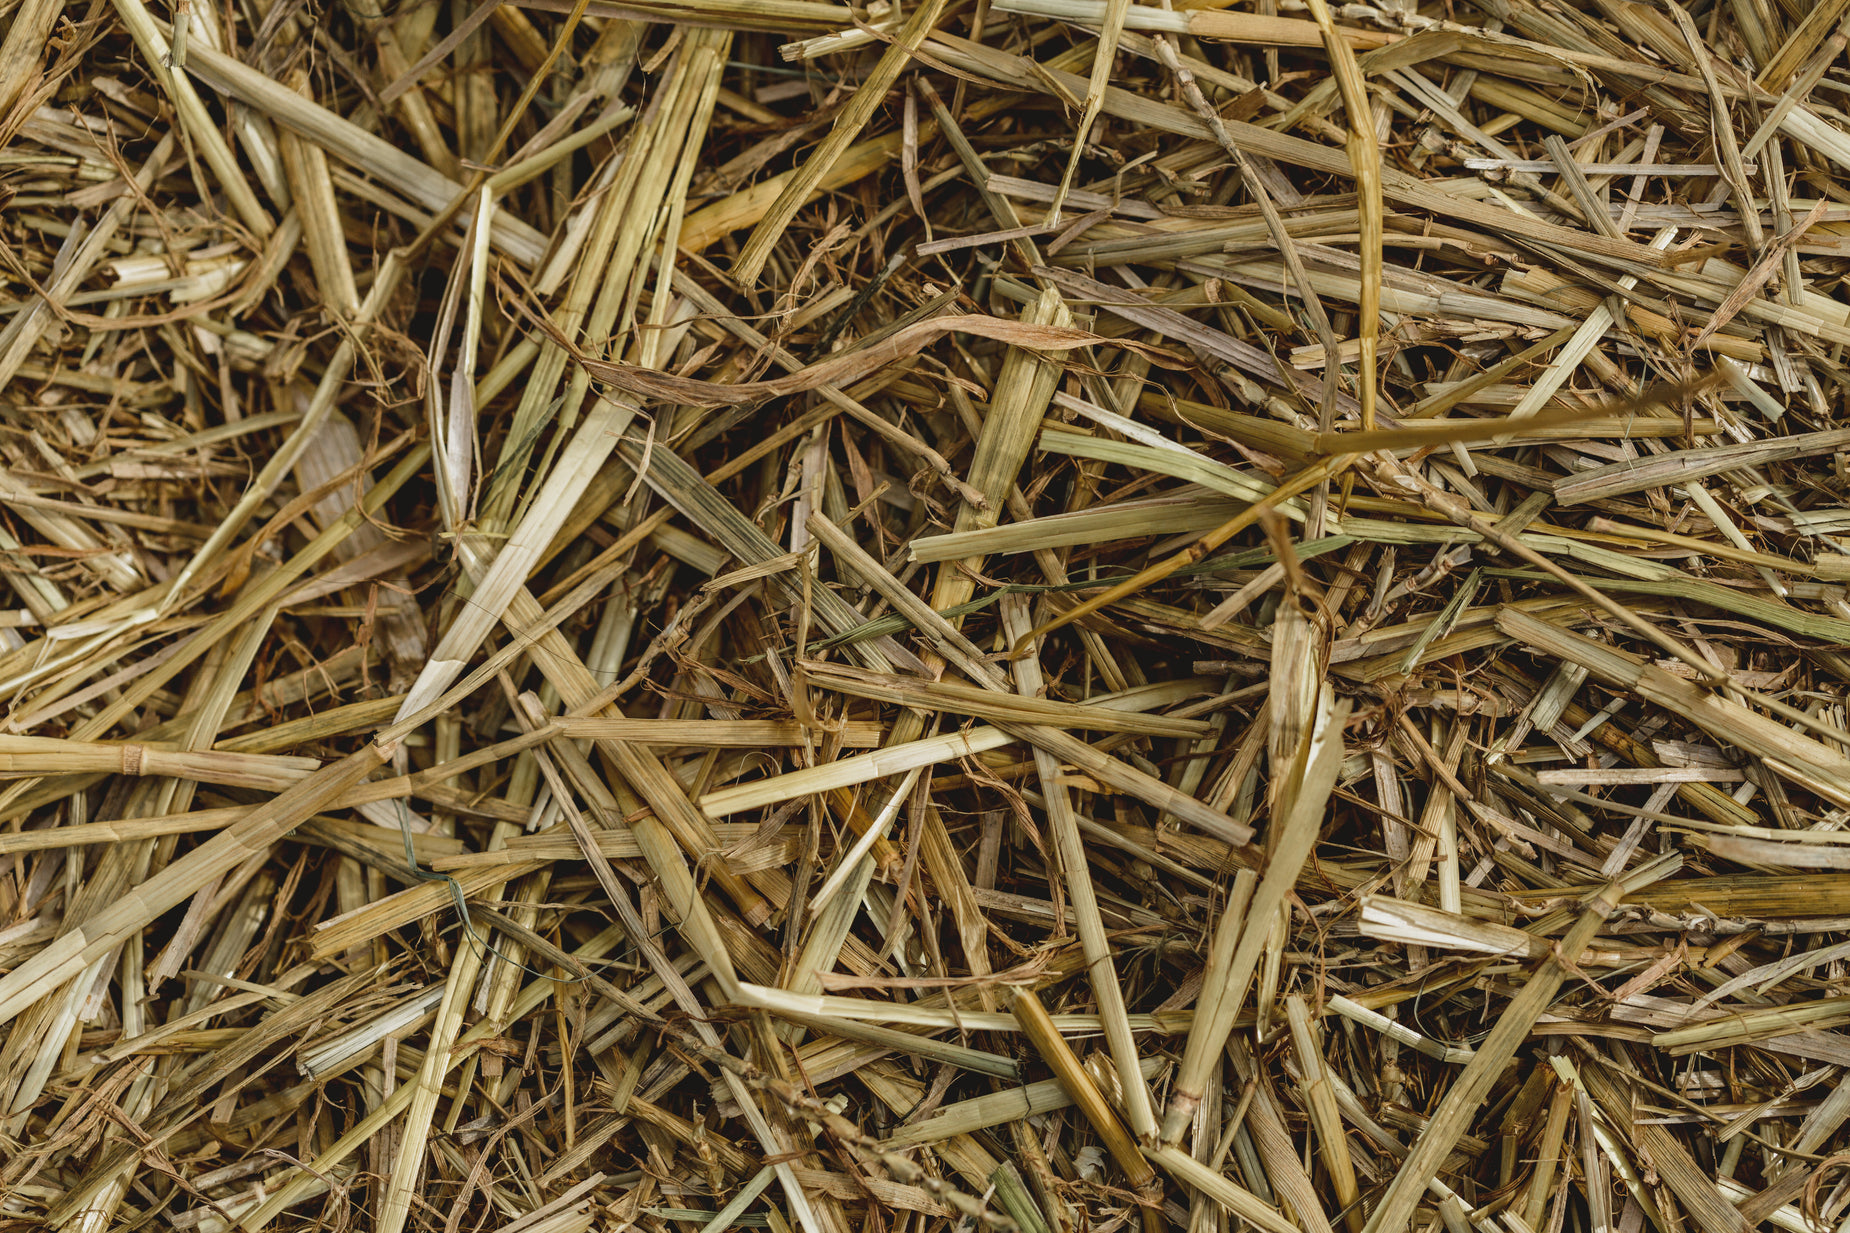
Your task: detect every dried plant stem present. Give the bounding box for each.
[1361,857,1679,1233]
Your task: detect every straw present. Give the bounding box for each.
[14,5,1850,1232]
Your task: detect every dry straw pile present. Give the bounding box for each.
[3,0,1850,1231]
